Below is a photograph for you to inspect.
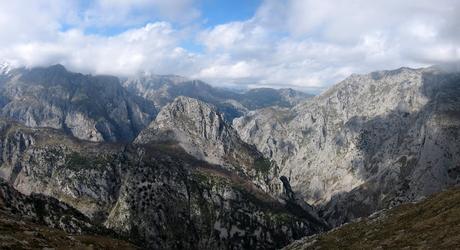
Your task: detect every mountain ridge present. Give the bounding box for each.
[234,65,460,226]
[0,64,156,142]
[123,73,312,121]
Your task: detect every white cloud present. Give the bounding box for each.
[199,22,247,51]
[196,61,254,79]
[0,0,459,92]
[1,22,197,76]
[198,20,270,54]
[0,1,76,45]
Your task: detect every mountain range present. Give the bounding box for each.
[122,73,312,121]
[0,62,459,249]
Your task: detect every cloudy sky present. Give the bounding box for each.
[0,0,459,92]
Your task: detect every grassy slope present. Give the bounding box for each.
[285,186,460,250]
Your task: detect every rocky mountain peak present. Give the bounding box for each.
[136,95,226,144]
[161,95,219,118]
[136,96,250,165]
[135,96,281,193]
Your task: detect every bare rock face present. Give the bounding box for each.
[233,107,297,168]
[234,66,460,226]
[135,96,281,194]
[0,64,155,142]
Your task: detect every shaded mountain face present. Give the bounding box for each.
[0,118,327,249]
[284,186,460,250]
[0,65,156,142]
[234,66,460,226]
[123,75,311,121]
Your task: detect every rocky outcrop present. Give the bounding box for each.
[0,64,155,142]
[234,66,460,226]
[135,96,281,194]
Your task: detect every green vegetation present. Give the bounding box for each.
[66,152,91,169]
[65,152,112,170]
[192,171,211,184]
[191,170,229,189]
[265,211,295,224]
[254,158,272,175]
